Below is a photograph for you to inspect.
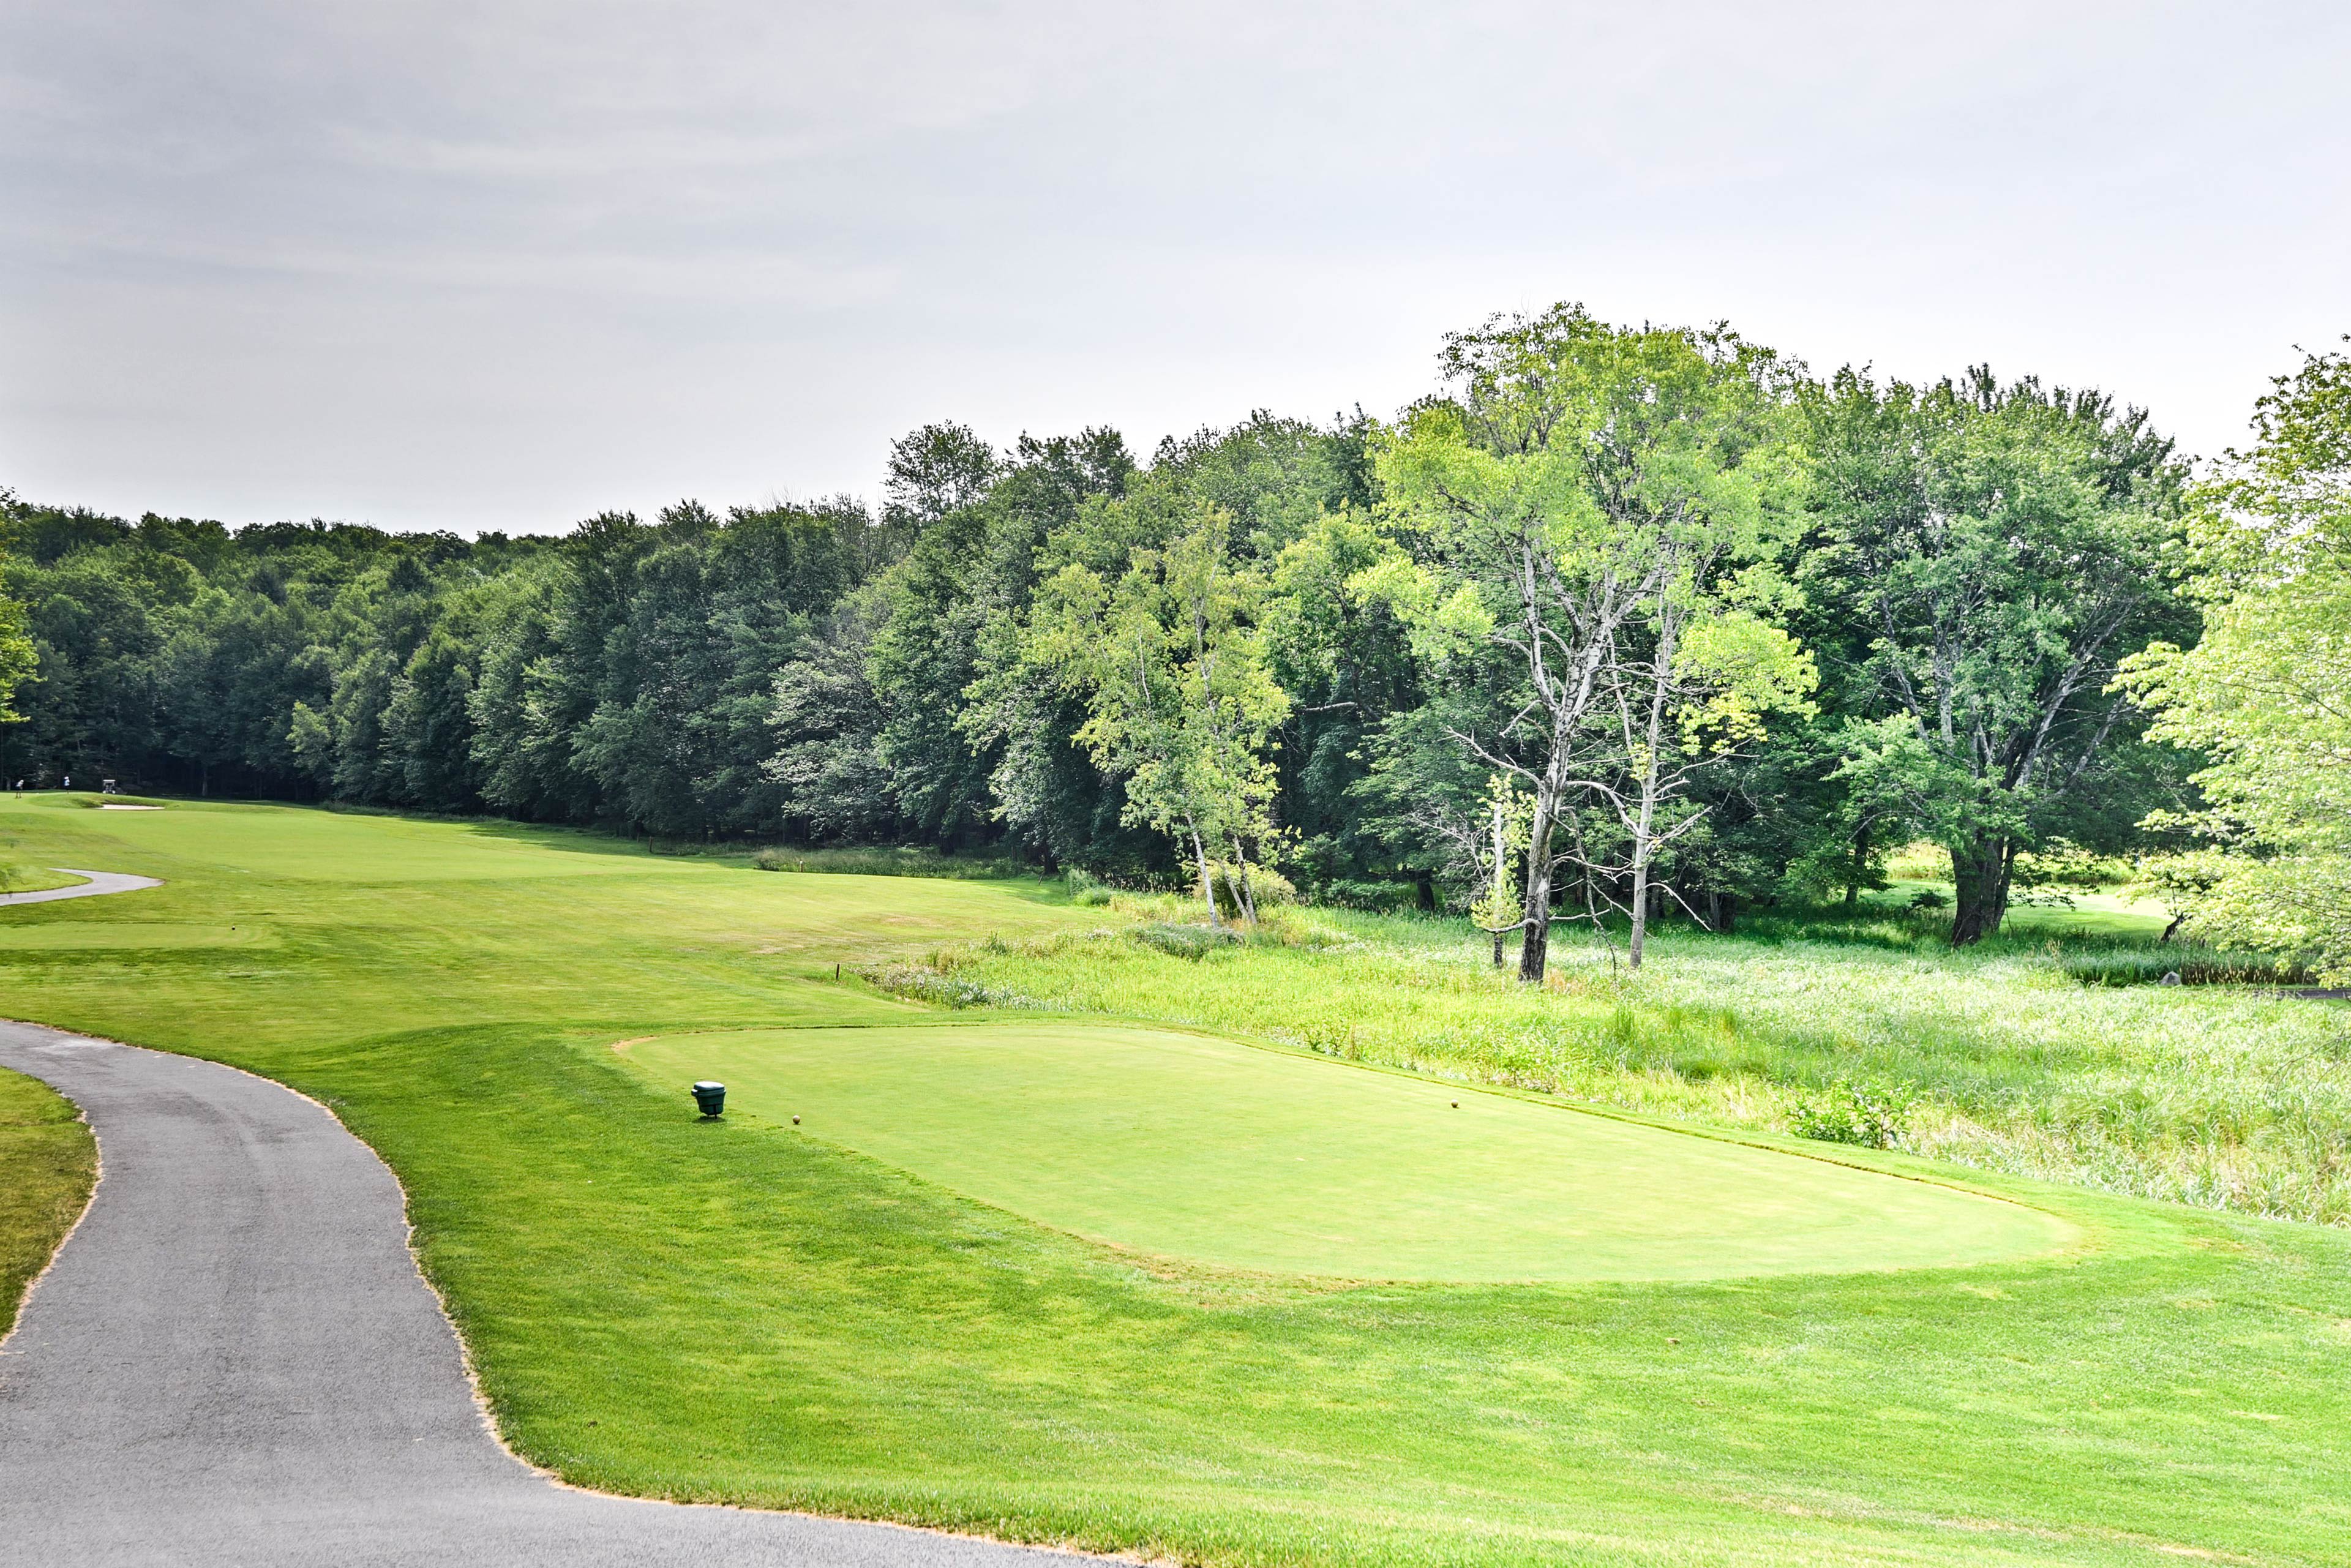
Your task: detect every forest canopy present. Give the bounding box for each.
[6,307,2336,974]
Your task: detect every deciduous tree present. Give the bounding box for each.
[1373,304,1808,977]
[1809,369,2191,945]
[2119,341,2351,980]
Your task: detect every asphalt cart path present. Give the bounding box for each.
[0,1021,1102,1567]
[0,868,164,906]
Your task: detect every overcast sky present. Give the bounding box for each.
[4,2,2346,534]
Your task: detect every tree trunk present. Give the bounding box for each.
[1187,817,1220,928]
[1624,611,1677,972]
[1231,838,1259,928]
[1949,836,2014,946]
[1843,819,1872,909]
[1517,788,1556,983]
[1628,856,1651,968]
[1491,929,1506,968]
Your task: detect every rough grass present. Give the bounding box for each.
[2,795,2350,1565]
[0,815,88,895]
[0,1066,97,1340]
[751,844,1044,879]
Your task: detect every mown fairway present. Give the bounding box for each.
[2,794,2349,1567]
[625,1024,2070,1280]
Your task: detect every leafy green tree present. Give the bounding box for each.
[765,593,899,841]
[1,523,195,787]
[381,629,482,810]
[1262,507,1428,900]
[1024,505,1289,922]
[154,577,329,795]
[1373,304,1809,977]
[2132,849,2230,946]
[286,700,334,789]
[1598,608,1818,965]
[1438,774,1533,966]
[0,491,43,730]
[0,498,32,726]
[2119,340,2351,980]
[465,564,580,820]
[329,647,402,801]
[880,421,1001,533]
[873,429,1135,854]
[1809,368,2192,944]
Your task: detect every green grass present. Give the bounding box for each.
[0,864,86,895]
[624,1023,2071,1281]
[0,921,273,950]
[943,899,2351,1225]
[1,793,2349,1564]
[0,1067,97,1340]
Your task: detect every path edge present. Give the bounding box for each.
[0,1059,103,1361]
[0,1019,1133,1564]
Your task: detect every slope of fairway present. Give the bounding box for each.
[624,1023,2075,1281]
[18,798,702,882]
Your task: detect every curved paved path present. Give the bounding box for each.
[0,1021,1100,1566]
[0,868,163,906]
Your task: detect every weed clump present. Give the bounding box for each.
[1133,923,1241,961]
[860,963,1040,1010]
[2058,947,2310,987]
[1063,868,1117,906]
[1788,1082,1907,1149]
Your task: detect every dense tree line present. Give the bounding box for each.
[7,304,2289,969]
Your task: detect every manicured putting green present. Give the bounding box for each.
[626,1023,2075,1282]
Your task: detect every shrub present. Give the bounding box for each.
[1908,888,1950,910]
[858,963,1040,1009]
[1063,868,1118,907]
[1321,878,1423,913]
[1205,862,1297,921]
[1294,1015,1365,1059]
[1788,1082,1907,1149]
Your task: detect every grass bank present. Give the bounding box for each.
[0,1066,96,1338]
[0,795,2347,1565]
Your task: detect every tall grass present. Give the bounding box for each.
[932,896,2351,1225]
[749,844,1043,880]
